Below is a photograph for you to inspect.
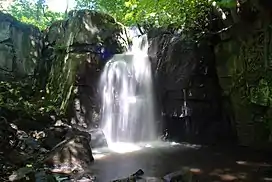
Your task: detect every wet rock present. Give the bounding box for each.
[0,12,43,80]
[42,10,130,128]
[5,149,27,166]
[111,169,199,182]
[0,117,17,151]
[148,31,233,144]
[45,134,94,174]
[89,128,108,148]
[215,39,268,147]
[163,169,199,182]
[17,134,40,152]
[40,124,94,172]
[42,126,69,150]
[72,172,96,182]
[8,166,34,181]
[112,169,144,182]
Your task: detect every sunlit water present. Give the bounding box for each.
[90,141,203,182]
[92,141,183,159]
[99,34,157,151]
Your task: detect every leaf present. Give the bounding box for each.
[217,0,236,8]
[124,1,131,7]
[124,12,134,21]
[75,0,213,31]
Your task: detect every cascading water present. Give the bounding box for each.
[99,34,157,149]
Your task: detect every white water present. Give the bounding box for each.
[99,34,157,149]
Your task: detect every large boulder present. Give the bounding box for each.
[44,134,94,174]
[39,124,94,174]
[42,10,130,128]
[148,31,235,144]
[0,11,43,80]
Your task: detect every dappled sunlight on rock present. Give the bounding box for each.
[83,17,99,34]
[0,12,42,79]
[42,9,131,127]
[44,133,94,174]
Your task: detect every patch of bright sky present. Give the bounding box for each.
[46,0,76,12]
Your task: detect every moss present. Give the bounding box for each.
[216,25,272,145]
[43,10,129,114]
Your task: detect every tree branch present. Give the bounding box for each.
[137,23,144,35]
[209,25,233,35]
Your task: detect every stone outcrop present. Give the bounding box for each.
[212,0,272,148]
[0,10,236,145]
[0,11,43,80]
[215,36,272,148]
[3,8,269,148]
[44,129,94,174]
[148,31,236,144]
[42,10,130,129]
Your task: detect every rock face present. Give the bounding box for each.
[0,10,246,146]
[211,1,272,149]
[42,10,130,128]
[0,12,43,80]
[148,31,236,144]
[215,37,272,148]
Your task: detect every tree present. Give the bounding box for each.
[6,0,65,29]
[74,0,237,34]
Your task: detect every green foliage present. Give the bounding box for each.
[3,0,237,32]
[216,0,236,8]
[76,0,213,31]
[250,79,270,106]
[73,0,241,37]
[75,0,96,9]
[6,0,65,29]
[0,79,57,117]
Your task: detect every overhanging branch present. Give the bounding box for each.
[209,25,233,35]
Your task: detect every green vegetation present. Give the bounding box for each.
[0,79,57,117]
[1,0,272,122]
[1,0,237,31]
[1,0,272,180]
[0,0,240,114]
[75,0,232,35]
[226,28,272,140]
[1,0,65,29]
[1,0,272,135]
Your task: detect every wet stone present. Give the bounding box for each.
[89,128,108,148]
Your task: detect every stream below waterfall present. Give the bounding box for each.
[89,142,272,182]
[93,28,272,182]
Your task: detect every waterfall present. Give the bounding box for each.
[99,34,157,148]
